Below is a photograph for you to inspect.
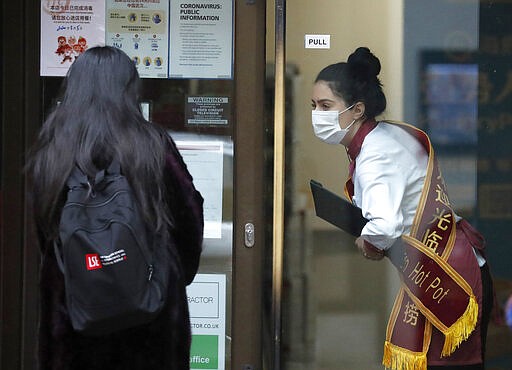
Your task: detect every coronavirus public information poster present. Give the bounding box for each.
[169,0,233,79]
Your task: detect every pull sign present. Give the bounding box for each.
[305,34,330,49]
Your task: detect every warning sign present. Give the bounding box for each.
[186,96,230,126]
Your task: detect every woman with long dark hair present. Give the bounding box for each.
[27,45,203,370]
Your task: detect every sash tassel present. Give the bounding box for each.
[441,295,478,357]
[383,341,427,370]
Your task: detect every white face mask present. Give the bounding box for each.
[311,104,355,144]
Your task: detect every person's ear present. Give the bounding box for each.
[353,101,366,120]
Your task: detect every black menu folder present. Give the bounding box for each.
[310,179,368,236]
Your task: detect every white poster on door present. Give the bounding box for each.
[187,274,226,370]
[106,0,169,78]
[169,0,233,79]
[40,0,106,76]
[176,141,224,239]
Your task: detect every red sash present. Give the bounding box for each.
[345,121,478,370]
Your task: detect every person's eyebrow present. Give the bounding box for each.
[313,98,335,104]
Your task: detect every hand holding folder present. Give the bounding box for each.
[310,179,367,237]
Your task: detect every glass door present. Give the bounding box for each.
[273,1,512,369]
[35,1,268,370]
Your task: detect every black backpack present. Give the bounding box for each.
[54,161,170,336]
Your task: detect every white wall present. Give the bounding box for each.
[285,0,404,228]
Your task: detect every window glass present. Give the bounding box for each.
[280,1,512,369]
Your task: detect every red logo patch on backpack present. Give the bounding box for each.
[86,253,103,270]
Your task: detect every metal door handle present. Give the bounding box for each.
[244,223,255,248]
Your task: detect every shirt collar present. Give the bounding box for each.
[346,118,378,161]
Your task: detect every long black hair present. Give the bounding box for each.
[27,46,172,240]
[315,47,386,119]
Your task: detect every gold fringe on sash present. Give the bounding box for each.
[441,295,478,357]
[383,341,427,370]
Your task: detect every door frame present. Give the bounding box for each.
[232,0,267,368]
[1,0,270,369]
[1,1,41,369]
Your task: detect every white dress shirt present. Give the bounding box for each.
[350,122,485,266]
[351,122,427,250]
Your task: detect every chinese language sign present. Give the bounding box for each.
[106,0,169,78]
[40,0,106,76]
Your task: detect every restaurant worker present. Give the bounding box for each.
[311,47,494,370]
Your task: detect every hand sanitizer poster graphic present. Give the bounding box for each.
[40,0,105,76]
[105,0,169,79]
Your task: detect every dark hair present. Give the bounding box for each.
[27,46,172,239]
[315,47,386,119]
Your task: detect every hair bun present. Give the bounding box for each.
[347,47,381,80]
